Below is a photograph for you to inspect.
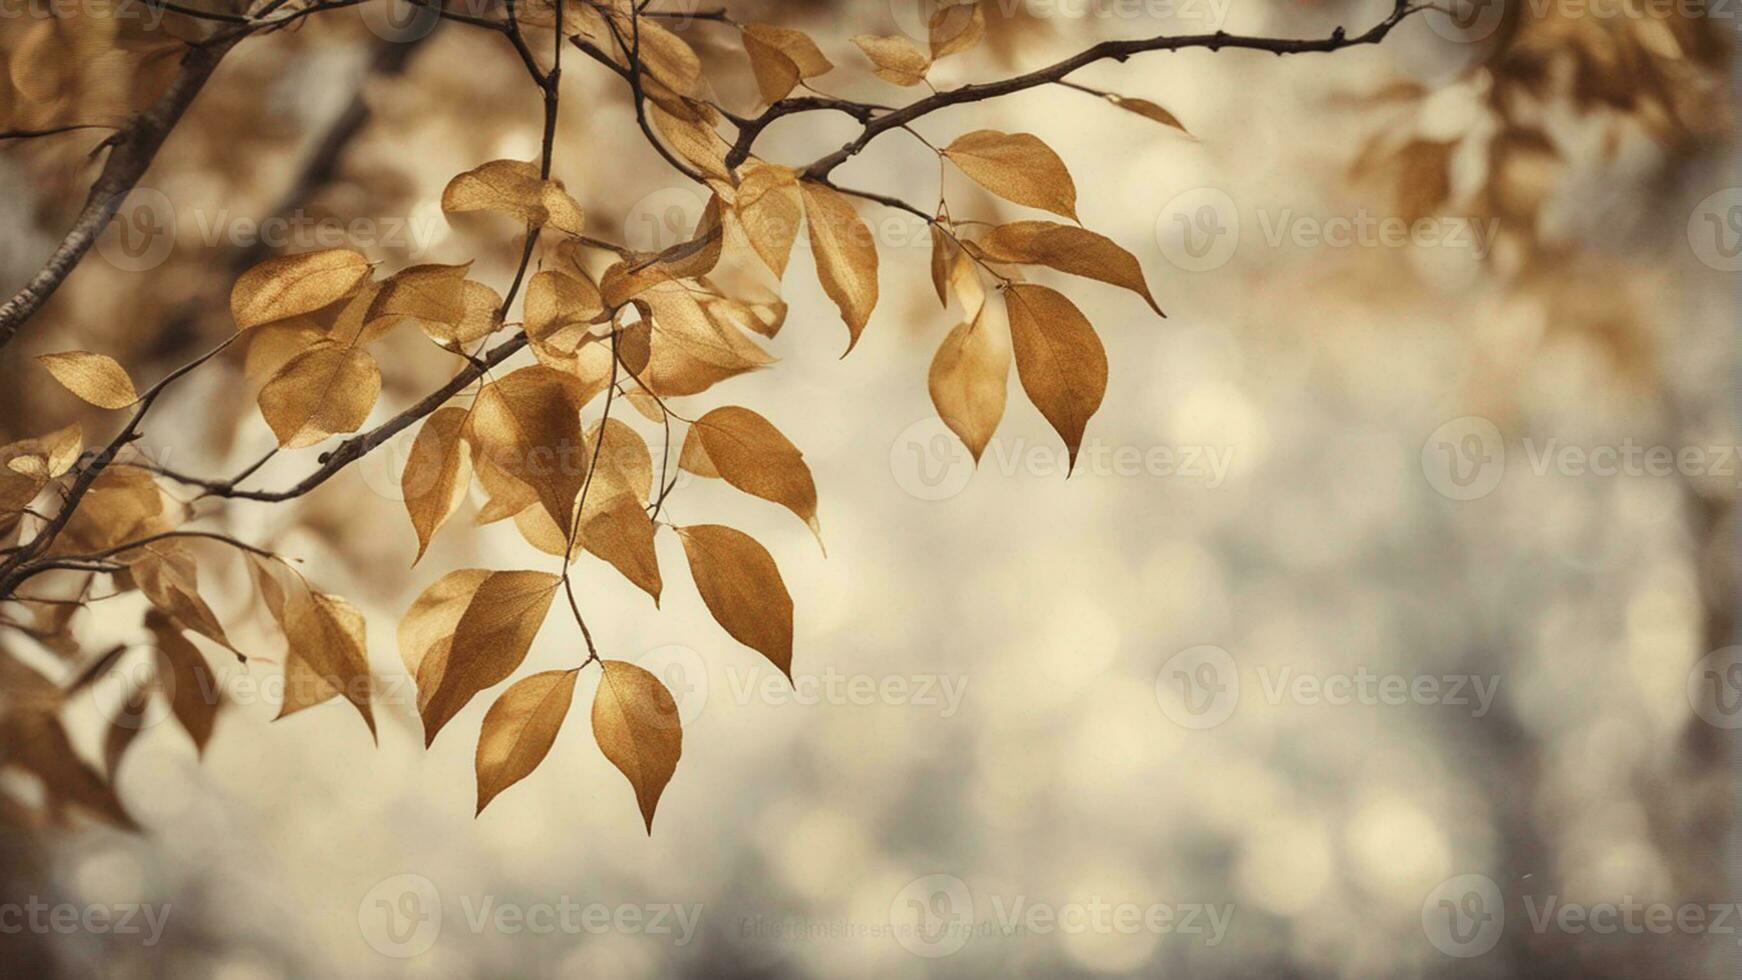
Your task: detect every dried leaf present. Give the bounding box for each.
[2,711,135,829]
[279,589,375,740]
[736,163,803,278]
[406,569,562,746]
[929,2,985,59]
[466,366,596,539]
[1004,284,1106,473]
[929,225,953,307]
[148,612,219,754]
[243,318,325,387]
[403,406,473,564]
[355,263,473,343]
[591,660,682,833]
[943,130,1079,221]
[442,159,585,235]
[232,248,371,330]
[1109,96,1192,136]
[851,34,931,86]
[676,524,793,678]
[257,340,382,448]
[741,24,830,103]
[525,269,603,352]
[800,180,879,353]
[977,220,1162,314]
[37,351,138,409]
[475,668,579,814]
[929,315,1009,463]
[680,406,820,540]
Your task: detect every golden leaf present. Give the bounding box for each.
[442,159,585,235]
[851,34,931,86]
[638,284,775,396]
[403,406,473,564]
[676,524,793,678]
[929,225,953,307]
[129,543,240,658]
[525,269,603,352]
[679,406,820,540]
[649,103,733,181]
[742,24,831,103]
[466,365,596,539]
[279,589,375,739]
[943,130,1079,221]
[0,424,81,524]
[736,162,804,277]
[1004,284,1106,473]
[243,318,325,387]
[438,280,506,346]
[977,220,1163,314]
[929,314,1010,463]
[599,196,726,307]
[257,340,382,449]
[406,569,562,746]
[231,248,371,330]
[587,417,653,503]
[591,660,682,833]
[2,711,134,829]
[475,668,579,814]
[1109,96,1192,136]
[37,351,138,409]
[579,496,662,603]
[352,263,473,344]
[800,180,879,353]
[147,612,220,755]
[929,2,985,59]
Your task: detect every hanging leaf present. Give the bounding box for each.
[592,660,682,833]
[736,163,804,278]
[679,406,821,541]
[231,248,371,330]
[525,269,603,352]
[928,314,1010,463]
[279,589,375,740]
[403,406,473,564]
[1003,284,1106,473]
[942,130,1079,221]
[475,668,579,814]
[404,569,562,746]
[929,2,985,59]
[851,34,931,86]
[442,159,586,235]
[1109,95,1192,136]
[800,180,879,353]
[742,24,831,103]
[676,524,793,678]
[977,220,1162,314]
[147,612,220,755]
[256,340,382,449]
[37,351,138,409]
[466,365,595,539]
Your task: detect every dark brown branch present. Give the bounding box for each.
[801,0,1420,179]
[0,35,241,350]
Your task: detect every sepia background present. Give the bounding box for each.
[1,0,1737,976]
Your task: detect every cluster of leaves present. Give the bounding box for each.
[1,0,1422,834]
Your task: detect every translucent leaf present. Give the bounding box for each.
[851,34,930,86]
[679,406,820,541]
[676,524,793,678]
[256,340,382,449]
[943,130,1079,221]
[928,314,1010,463]
[977,220,1162,314]
[1003,284,1106,472]
[37,351,138,409]
[231,248,371,330]
[800,181,879,353]
[475,669,578,814]
[403,406,473,564]
[404,569,562,746]
[592,660,682,833]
